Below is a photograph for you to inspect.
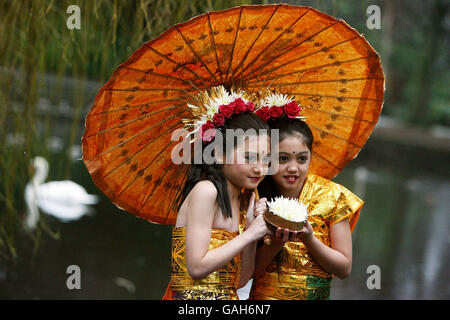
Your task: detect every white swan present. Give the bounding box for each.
[24,156,99,230]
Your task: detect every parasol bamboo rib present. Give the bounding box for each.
[206,12,224,84]
[175,26,219,87]
[93,112,187,159]
[100,120,184,180]
[311,150,342,170]
[236,19,340,82]
[162,168,188,224]
[144,45,210,88]
[104,88,197,93]
[306,122,364,148]
[260,79,385,99]
[252,56,377,87]
[222,6,243,87]
[116,140,179,199]
[238,7,311,85]
[119,65,210,89]
[86,105,186,138]
[259,37,358,85]
[229,5,280,83]
[90,98,189,116]
[138,161,176,211]
[290,92,383,102]
[301,105,375,124]
[234,7,313,82]
[249,77,384,88]
[246,36,362,85]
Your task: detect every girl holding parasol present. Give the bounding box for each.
[162,87,272,300]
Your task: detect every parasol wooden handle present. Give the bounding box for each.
[253,189,271,246]
[263,234,271,246]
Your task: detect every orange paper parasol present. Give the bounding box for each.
[82,4,384,225]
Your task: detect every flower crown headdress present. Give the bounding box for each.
[183,86,305,143]
[254,91,306,122]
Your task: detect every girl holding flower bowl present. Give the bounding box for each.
[250,116,363,300]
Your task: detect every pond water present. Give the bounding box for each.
[1,149,448,299]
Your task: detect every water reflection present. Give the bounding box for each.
[392,178,449,299]
[331,165,449,299]
[1,159,448,299]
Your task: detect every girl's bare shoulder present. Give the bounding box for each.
[189,180,218,202]
[177,180,218,226]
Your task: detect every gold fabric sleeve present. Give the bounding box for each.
[251,174,363,300]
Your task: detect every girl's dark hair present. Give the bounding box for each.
[171,112,270,219]
[257,117,313,201]
[268,117,313,152]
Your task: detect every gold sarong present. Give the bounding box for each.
[250,174,363,300]
[163,189,253,300]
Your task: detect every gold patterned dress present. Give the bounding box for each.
[250,174,363,300]
[162,190,251,300]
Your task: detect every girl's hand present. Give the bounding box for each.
[272,220,314,243]
[245,192,256,228]
[245,193,267,228]
[246,214,270,242]
[272,227,293,243]
[244,193,270,241]
[254,197,267,217]
[297,220,314,244]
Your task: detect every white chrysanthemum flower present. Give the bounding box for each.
[213,86,233,106]
[264,93,293,107]
[205,87,235,117]
[267,196,308,222]
[185,85,251,142]
[230,90,249,103]
[205,104,219,118]
[257,98,266,108]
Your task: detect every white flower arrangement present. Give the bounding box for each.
[185,86,234,133]
[267,196,308,222]
[262,92,294,107]
[230,90,250,104]
[182,86,254,142]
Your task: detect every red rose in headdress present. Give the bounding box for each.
[284,101,301,118]
[232,98,247,114]
[246,101,255,113]
[212,113,225,127]
[219,104,234,118]
[255,106,270,121]
[200,121,216,142]
[269,106,283,118]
